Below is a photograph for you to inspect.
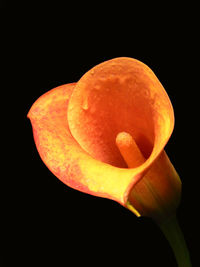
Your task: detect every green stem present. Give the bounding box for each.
[158,215,192,267]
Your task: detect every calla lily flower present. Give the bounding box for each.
[28,57,191,266]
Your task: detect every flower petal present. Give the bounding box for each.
[28,83,137,204]
[28,57,174,207]
[68,57,174,169]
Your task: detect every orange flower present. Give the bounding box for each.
[27,57,181,223]
[28,57,192,266]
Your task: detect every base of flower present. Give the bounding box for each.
[157,215,192,267]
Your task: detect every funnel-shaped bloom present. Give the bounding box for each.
[28,57,181,223]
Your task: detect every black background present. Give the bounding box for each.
[4,3,199,266]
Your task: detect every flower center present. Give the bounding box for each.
[116,132,145,168]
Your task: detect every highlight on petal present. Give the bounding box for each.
[28,57,179,216]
